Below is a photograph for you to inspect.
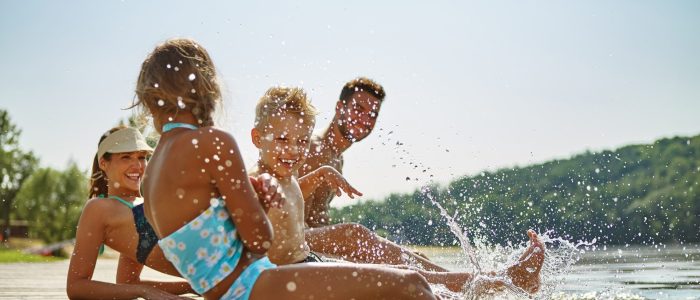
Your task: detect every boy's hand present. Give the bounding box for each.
[317,166,363,199]
[249,173,285,211]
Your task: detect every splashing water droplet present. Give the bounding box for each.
[191,88,196,94]
[174,66,179,71]
[188,73,196,81]
[166,64,171,69]
[154,83,159,88]
[157,99,165,106]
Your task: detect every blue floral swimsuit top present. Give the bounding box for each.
[158,198,244,294]
[156,123,277,298]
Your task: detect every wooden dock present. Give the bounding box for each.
[0,257,188,299]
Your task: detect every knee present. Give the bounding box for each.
[339,222,373,239]
[398,271,435,299]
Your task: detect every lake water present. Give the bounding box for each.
[418,243,700,299]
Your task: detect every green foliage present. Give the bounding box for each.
[331,135,700,246]
[0,248,62,263]
[14,162,87,243]
[0,109,38,243]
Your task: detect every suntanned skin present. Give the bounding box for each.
[66,151,193,300]
[297,89,455,271]
[299,90,381,227]
[295,85,546,294]
[249,105,546,294]
[143,109,439,300]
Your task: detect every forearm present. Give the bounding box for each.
[140,279,195,295]
[299,169,323,199]
[67,279,149,300]
[305,208,331,227]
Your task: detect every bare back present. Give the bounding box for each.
[142,127,266,248]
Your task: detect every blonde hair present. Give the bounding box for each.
[254,86,318,131]
[133,38,221,126]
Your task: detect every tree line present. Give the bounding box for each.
[331,134,700,246]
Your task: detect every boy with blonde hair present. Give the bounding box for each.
[250,86,361,264]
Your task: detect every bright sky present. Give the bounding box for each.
[2,1,699,207]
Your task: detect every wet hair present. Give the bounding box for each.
[339,77,386,104]
[132,38,221,127]
[89,125,127,198]
[254,86,318,131]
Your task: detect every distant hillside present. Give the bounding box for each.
[330,135,700,245]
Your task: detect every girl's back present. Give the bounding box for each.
[142,126,221,237]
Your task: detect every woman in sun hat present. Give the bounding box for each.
[66,125,193,299]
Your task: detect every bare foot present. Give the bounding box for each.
[506,229,545,293]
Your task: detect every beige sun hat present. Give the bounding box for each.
[97,127,153,158]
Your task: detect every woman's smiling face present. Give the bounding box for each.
[100,151,148,194]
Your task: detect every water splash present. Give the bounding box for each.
[422,186,595,299]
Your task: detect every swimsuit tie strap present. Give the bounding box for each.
[162,122,198,133]
[108,195,135,209]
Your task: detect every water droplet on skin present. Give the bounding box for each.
[286,281,297,292]
[213,155,220,161]
[177,97,186,109]
[176,188,185,199]
[210,198,219,206]
[351,271,358,277]
[192,139,199,145]
[262,241,271,249]
[217,165,224,171]
[188,73,196,81]
[113,182,121,188]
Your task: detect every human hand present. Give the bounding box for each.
[249,173,285,211]
[317,166,363,198]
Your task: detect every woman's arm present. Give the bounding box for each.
[207,129,275,254]
[66,200,184,300]
[299,166,362,200]
[116,254,195,296]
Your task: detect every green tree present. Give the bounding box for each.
[14,162,87,243]
[0,109,38,244]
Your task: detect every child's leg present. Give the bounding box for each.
[306,222,448,272]
[250,263,437,300]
